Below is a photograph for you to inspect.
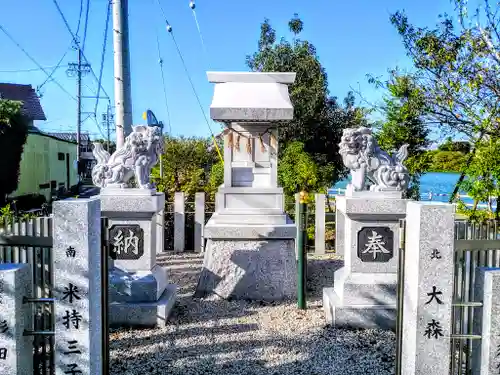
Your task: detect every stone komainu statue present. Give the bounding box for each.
[339,127,410,192]
[91,125,164,189]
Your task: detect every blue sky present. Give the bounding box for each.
[0,0,454,140]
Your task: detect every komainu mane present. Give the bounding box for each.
[338,127,410,192]
[91,125,163,189]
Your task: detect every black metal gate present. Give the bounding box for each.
[394,218,500,375]
[0,216,110,374]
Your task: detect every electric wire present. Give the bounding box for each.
[94,0,112,116]
[52,0,110,99]
[82,0,91,52]
[0,23,77,101]
[38,45,73,92]
[168,29,223,162]
[155,31,171,134]
[189,1,209,67]
[75,0,84,38]
[0,66,58,73]
[155,0,221,160]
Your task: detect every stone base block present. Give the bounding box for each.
[109,284,177,328]
[195,238,297,301]
[336,272,397,305]
[109,265,168,303]
[323,287,396,330]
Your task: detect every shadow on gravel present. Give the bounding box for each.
[110,325,395,375]
[306,258,343,298]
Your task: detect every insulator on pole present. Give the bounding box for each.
[189,0,195,10]
[166,23,172,32]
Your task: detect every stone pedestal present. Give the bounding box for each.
[100,189,177,327]
[0,264,33,375]
[323,189,408,329]
[195,71,298,301]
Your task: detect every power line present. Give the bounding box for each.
[75,0,84,38]
[38,44,73,93]
[94,0,112,116]
[155,30,171,134]
[0,23,76,101]
[0,66,58,73]
[52,0,110,99]
[82,0,91,52]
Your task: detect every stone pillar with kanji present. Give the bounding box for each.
[195,72,298,301]
[322,126,413,329]
[100,189,176,327]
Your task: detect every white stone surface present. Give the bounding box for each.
[196,238,297,300]
[194,192,205,253]
[324,196,408,329]
[92,125,163,189]
[0,264,33,375]
[401,202,455,375]
[472,267,500,375]
[101,193,165,272]
[174,192,185,252]
[53,198,104,375]
[339,127,410,192]
[207,72,295,121]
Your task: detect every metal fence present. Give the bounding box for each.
[451,220,500,375]
[0,217,54,375]
[0,216,110,375]
[164,192,336,254]
[396,219,500,375]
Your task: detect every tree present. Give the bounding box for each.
[0,100,29,205]
[278,141,321,200]
[458,137,500,219]
[427,150,468,172]
[390,0,500,202]
[246,16,370,192]
[151,135,221,201]
[374,74,431,199]
[438,137,471,153]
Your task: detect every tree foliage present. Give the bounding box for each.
[458,137,500,219]
[426,150,468,172]
[0,100,29,205]
[151,136,222,201]
[390,0,500,211]
[390,0,499,139]
[437,137,471,153]
[371,74,431,199]
[278,141,321,199]
[246,16,369,192]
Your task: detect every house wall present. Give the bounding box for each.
[11,133,78,200]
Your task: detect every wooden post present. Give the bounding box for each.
[174,192,185,252]
[314,193,326,255]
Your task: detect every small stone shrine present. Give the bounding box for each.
[323,127,410,329]
[195,72,297,301]
[92,124,177,327]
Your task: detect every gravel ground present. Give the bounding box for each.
[109,253,396,375]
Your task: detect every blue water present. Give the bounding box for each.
[330,172,495,208]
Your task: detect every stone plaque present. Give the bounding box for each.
[357,226,394,262]
[109,225,144,260]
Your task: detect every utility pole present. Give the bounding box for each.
[102,104,114,152]
[77,48,82,164]
[113,0,133,149]
[67,47,90,179]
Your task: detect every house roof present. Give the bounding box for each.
[46,132,90,143]
[0,83,46,121]
[28,129,78,145]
